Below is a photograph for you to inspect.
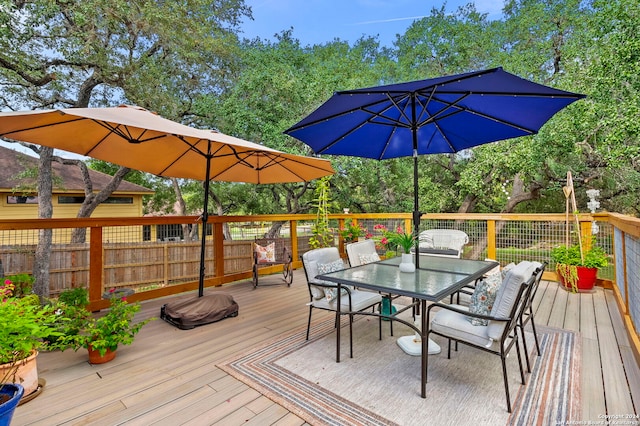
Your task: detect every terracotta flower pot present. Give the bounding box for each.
[87,345,117,364]
[0,351,38,398]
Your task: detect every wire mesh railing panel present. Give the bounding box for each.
[496,221,564,267]
[625,233,640,332]
[615,228,626,300]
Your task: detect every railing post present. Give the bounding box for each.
[89,226,103,305]
[487,220,497,260]
[290,219,298,262]
[580,218,593,249]
[214,222,224,278]
[338,218,346,254]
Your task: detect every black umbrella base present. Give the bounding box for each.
[160,294,239,330]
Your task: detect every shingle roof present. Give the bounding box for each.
[0,145,153,193]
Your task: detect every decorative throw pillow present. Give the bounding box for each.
[254,242,276,264]
[358,253,380,265]
[468,272,501,326]
[317,259,346,301]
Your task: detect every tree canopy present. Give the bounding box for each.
[1,0,638,219]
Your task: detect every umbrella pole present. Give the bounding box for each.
[198,148,213,298]
[411,95,421,268]
[413,149,420,268]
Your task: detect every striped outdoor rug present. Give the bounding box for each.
[219,313,580,426]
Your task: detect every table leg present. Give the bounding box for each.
[421,299,427,398]
[336,283,341,363]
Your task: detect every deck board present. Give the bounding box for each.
[12,272,640,425]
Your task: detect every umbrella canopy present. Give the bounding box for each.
[0,105,334,184]
[285,67,585,265]
[0,105,334,296]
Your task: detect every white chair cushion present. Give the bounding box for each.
[303,248,344,300]
[312,288,382,311]
[486,261,539,340]
[318,259,347,301]
[346,239,378,267]
[431,305,493,348]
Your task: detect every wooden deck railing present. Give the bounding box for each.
[1,212,639,361]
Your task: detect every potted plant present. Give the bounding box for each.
[0,278,60,404]
[65,289,154,364]
[377,225,416,273]
[550,236,609,292]
[338,220,370,243]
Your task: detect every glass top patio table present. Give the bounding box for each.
[318,255,498,301]
[317,255,499,398]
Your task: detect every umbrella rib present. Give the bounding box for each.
[0,115,87,139]
[94,120,169,144]
[418,93,538,134]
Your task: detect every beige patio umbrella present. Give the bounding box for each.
[0,105,334,322]
[0,105,334,184]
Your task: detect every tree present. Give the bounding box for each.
[0,0,250,298]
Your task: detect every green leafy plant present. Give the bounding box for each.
[550,240,609,268]
[0,279,61,390]
[374,224,416,254]
[47,288,92,347]
[3,273,34,298]
[550,236,609,292]
[65,290,155,357]
[309,176,334,249]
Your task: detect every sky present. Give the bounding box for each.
[240,0,505,47]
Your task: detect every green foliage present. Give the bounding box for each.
[309,176,334,248]
[57,287,89,308]
[0,280,61,369]
[550,237,609,268]
[63,293,155,357]
[373,224,416,254]
[3,273,34,298]
[2,0,639,219]
[47,288,92,348]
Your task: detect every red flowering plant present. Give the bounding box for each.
[64,288,154,356]
[372,224,416,257]
[338,220,372,243]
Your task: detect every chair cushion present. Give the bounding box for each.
[346,239,378,267]
[303,248,343,299]
[312,288,382,311]
[254,242,276,263]
[417,247,459,256]
[359,253,380,264]
[487,261,538,340]
[431,305,493,348]
[468,272,501,326]
[317,259,347,301]
[501,262,517,280]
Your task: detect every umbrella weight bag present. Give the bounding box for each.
[160,293,238,330]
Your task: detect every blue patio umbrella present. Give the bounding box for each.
[284,67,585,266]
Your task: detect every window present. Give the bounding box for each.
[143,225,151,242]
[58,196,85,204]
[102,197,133,204]
[7,195,38,204]
[58,196,134,204]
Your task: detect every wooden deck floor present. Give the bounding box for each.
[13,273,640,425]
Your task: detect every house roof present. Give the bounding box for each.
[0,145,153,194]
